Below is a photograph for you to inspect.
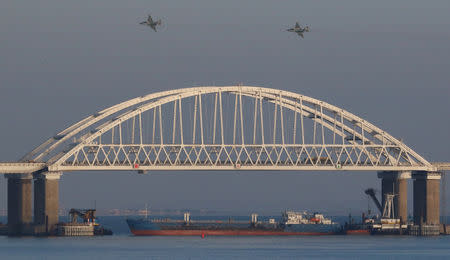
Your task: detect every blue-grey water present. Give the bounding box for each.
[1,216,450,259]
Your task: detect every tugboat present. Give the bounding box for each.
[345,188,380,235]
[344,213,375,235]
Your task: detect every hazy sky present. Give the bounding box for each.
[1,0,449,215]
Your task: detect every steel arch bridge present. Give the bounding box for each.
[15,86,435,173]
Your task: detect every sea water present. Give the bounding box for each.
[1,216,450,259]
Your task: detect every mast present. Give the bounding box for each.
[145,203,148,219]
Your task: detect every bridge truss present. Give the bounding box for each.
[19,86,433,172]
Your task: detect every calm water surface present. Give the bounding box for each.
[2,234,450,259]
[1,216,450,259]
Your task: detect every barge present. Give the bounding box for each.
[57,209,112,236]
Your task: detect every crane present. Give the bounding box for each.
[364,188,383,214]
[69,208,97,224]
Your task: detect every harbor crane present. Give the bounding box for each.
[69,209,97,224]
[365,188,383,214]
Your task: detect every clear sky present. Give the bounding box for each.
[0,0,449,216]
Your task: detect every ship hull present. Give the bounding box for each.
[345,229,370,235]
[130,229,337,236]
[127,219,341,236]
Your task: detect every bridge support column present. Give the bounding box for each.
[33,172,62,235]
[378,171,410,222]
[5,174,33,236]
[412,171,441,225]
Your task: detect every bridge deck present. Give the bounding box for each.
[432,162,450,171]
[0,162,446,174]
[0,162,46,174]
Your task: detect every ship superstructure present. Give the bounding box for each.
[282,211,333,224]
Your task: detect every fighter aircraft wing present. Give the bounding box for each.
[151,25,157,32]
[297,32,304,38]
[147,15,154,24]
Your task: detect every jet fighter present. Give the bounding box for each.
[287,22,310,38]
[140,15,162,32]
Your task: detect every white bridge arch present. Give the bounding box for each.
[20,86,433,172]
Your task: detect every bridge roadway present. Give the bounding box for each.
[0,163,46,174]
[431,162,450,171]
[0,162,447,174]
[0,162,443,173]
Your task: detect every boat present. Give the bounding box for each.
[56,208,113,236]
[126,211,342,236]
[344,213,374,235]
[0,223,7,236]
[370,194,408,235]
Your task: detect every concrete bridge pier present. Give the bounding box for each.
[33,172,62,235]
[5,174,33,236]
[378,171,410,223]
[412,171,441,225]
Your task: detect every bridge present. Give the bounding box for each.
[0,86,447,235]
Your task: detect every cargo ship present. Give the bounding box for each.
[126,211,342,236]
